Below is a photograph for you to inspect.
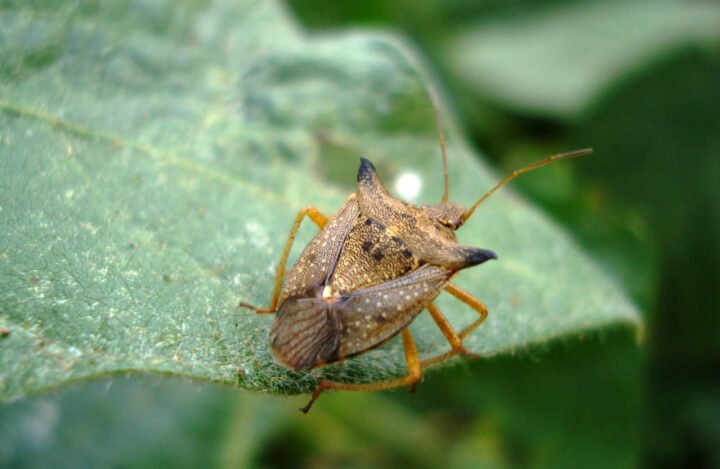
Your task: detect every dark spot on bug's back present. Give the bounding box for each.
[402,249,413,258]
[366,218,386,231]
[391,236,403,244]
[372,250,384,261]
[362,241,373,252]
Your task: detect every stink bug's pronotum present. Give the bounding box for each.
[239,92,591,413]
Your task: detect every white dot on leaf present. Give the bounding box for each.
[394,171,422,201]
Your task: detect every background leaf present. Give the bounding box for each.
[1,331,642,468]
[0,0,638,402]
[445,0,720,119]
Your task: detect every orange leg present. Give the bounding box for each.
[301,327,421,413]
[445,283,488,340]
[421,302,474,367]
[238,206,327,314]
[420,284,489,367]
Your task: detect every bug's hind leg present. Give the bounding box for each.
[420,284,488,367]
[238,206,327,314]
[301,327,421,413]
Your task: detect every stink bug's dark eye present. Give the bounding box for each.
[423,203,466,232]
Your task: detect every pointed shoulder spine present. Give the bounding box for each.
[357,157,377,184]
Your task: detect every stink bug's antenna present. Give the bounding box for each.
[460,148,593,224]
[429,89,449,204]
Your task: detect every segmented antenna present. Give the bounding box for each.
[428,89,449,204]
[460,148,593,224]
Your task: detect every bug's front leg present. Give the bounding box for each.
[444,283,488,340]
[300,327,422,413]
[420,302,475,368]
[238,206,328,314]
[420,285,489,368]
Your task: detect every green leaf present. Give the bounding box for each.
[445,0,720,119]
[0,0,639,400]
[0,377,240,467]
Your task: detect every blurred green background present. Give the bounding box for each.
[2,0,718,467]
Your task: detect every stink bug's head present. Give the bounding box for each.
[422,203,467,231]
[427,88,592,226]
[357,157,466,230]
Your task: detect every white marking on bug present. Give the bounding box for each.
[394,171,422,201]
[376,302,381,307]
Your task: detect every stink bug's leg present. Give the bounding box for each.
[238,206,328,314]
[444,283,488,340]
[420,302,477,368]
[460,148,593,224]
[300,327,422,413]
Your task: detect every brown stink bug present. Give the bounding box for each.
[239,94,591,413]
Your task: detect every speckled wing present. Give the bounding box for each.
[278,194,360,305]
[270,298,339,370]
[270,264,452,370]
[335,264,453,360]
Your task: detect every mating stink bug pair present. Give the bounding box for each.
[239,93,591,413]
